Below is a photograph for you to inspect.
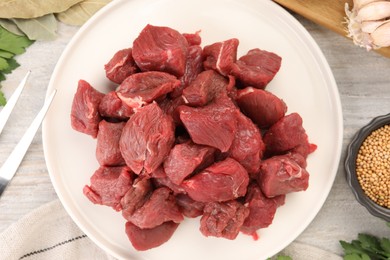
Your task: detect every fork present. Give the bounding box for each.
[0,71,57,197]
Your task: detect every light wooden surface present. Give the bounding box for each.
[0,12,390,257]
[273,0,390,58]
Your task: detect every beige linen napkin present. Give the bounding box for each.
[0,200,342,260]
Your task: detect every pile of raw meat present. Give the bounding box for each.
[70,24,316,251]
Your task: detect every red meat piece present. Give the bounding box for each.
[257,155,310,197]
[151,167,187,195]
[125,221,179,251]
[182,158,249,202]
[228,112,265,174]
[240,183,285,235]
[230,48,281,89]
[164,142,216,185]
[132,24,189,77]
[175,194,205,218]
[96,120,126,166]
[121,178,153,218]
[263,113,309,154]
[104,48,138,84]
[236,87,287,129]
[117,71,180,110]
[98,91,134,120]
[178,95,237,152]
[124,187,184,229]
[120,102,175,174]
[182,70,228,107]
[200,200,249,240]
[159,96,186,126]
[203,38,239,76]
[83,166,133,211]
[182,31,201,46]
[70,80,104,138]
[172,45,204,98]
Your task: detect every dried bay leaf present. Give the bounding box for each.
[56,0,112,26]
[0,0,84,19]
[12,14,58,41]
[0,19,24,36]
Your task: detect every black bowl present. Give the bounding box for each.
[345,113,390,222]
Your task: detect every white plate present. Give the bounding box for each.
[42,0,343,259]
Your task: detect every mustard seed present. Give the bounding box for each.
[356,124,390,209]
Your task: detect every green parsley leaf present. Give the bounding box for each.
[1,58,19,74]
[0,89,6,106]
[0,72,5,82]
[276,256,292,260]
[0,57,8,70]
[344,253,364,260]
[0,25,33,55]
[380,238,390,254]
[0,49,14,59]
[358,233,382,253]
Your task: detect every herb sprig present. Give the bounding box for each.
[340,223,390,260]
[0,25,33,106]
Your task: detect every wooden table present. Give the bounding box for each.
[1,12,390,257]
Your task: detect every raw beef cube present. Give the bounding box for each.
[83,166,133,211]
[125,187,184,229]
[164,142,216,185]
[290,140,318,159]
[182,158,249,202]
[230,48,281,89]
[104,48,138,84]
[284,151,307,168]
[120,102,175,174]
[178,95,237,152]
[117,71,180,110]
[257,155,310,197]
[121,178,153,218]
[182,70,228,107]
[228,112,265,174]
[236,87,287,129]
[153,176,187,195]
[96,120,126,166]
[132,24,189,77]
[175,194,205,218]
[200,200,249,240]
[203,38,239,76]
[182,31,201,46]
[159,96,186,126]
[125,221,179,251]
[151,167,187,195]
[71,80,104,138]
[263,113,309,154]
[240,183,284,235]
[99,91,134,120]
[172,45,204,98]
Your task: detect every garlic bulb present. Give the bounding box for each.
[345,0,390,50]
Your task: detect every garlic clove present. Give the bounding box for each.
[371,20,390,47]
[357,1,390,21]
[353,0,382,10]
[361,19,389,33]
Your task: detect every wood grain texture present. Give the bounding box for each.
[273,0,390,58]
